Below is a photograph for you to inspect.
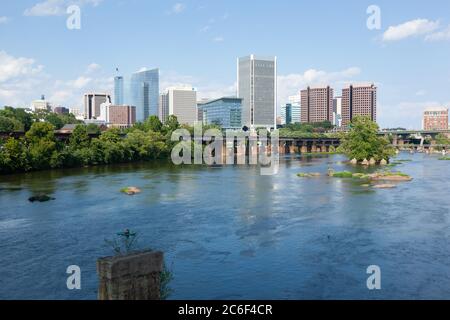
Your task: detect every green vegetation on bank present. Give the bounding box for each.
[279,121,340,139]
[0,112,182,174]
[337,116,395,162]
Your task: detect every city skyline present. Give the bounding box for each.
[1,0,450,129]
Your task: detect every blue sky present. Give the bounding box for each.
[1,0,450,129]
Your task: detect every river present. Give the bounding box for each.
[0,153,449,299]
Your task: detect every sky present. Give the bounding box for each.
[1,0,450,129]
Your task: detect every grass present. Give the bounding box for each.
[352,173,370,179]
[379,171,410,177]
[438,157,450,161]
[330,171,354,178]
[297,172,321,178]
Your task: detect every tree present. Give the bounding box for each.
[0,138,29,173]
[70,125,90,148]
[338,116,395,162]
[26,122,58,170]
[144,115,163,132]
[0,116,22,132]
[164,115,180,133]
[0,107,33,131]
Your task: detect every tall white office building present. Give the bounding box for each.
[164,87,197,126]
[237,55,277,129]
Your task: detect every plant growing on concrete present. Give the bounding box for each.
[105,229,139,255]
[160,264,174,300]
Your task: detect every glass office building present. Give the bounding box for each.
[198,97,242,129]
[129,69,159,122]
[114,76,124,105]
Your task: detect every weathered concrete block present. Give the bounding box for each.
[97,250,164,300]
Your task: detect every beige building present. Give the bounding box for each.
[423,107,448,131]
[163,87,197,125]
[31,95,51,112]
[84,93,111,120]
[300,86,334,123]
[341,83,377,126]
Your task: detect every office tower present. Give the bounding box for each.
[129,68,159,122]
[280,104,292,125]
[31,95,51,112]
[165,87,197,126]
[100,104,136,128]
[197,97,242,129]
[341,83,377,126]
[423,107,448,131]
[237,55,277,129]
[114,76,124,105]
[83,93,111,119]
[288,95,301,124]
[53,107,69,115]
[333,96,342,127]
[300,86,334,123]
[159,93,169,124]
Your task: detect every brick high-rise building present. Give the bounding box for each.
[300,86,334,123]
[423,107,448,131]
[341,83,377,126]
[100,104,136,128]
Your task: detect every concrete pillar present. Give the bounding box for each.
[97,250,164,300]
[311,144,317,153]
[289,145,296,154]
[301,145,308,153]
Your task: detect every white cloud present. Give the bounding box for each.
[0,16,11,24]
[169,3,186,15]
[382,19,440,42]
[378,101,449,129]
[85,63,101,74]
[277,67,361,107]
[0,51,44,82]
[0,51,111,108]
[425,25,450,41]
[213,36,224,42]
[24,0,102,17]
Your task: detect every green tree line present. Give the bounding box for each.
[0,112,182,174]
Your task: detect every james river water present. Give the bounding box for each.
[0,153,449,299]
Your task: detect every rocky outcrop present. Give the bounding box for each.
[28,194,55,202]
[121,187,142,195]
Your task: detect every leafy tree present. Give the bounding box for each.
[45,113,64,130]
[144,115,163,132]
[0,107,33,131]
[70,125,90,148]
[26,122,58,170]
[338,116,395,162]
[0,138,29,173]
[86,123,101,135]
[0,116,23,132]
[164,115,180,133]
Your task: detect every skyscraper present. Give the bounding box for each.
[83,93,111,119]
[300,86,334,123]
[159,93,169,124]
[114,76,124,105]
[129,69,159,122]
[288,95,301,124]
[237,55,277,129]
[165,87,197,126]
[333,96,342,127]
[341,83,377,126]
